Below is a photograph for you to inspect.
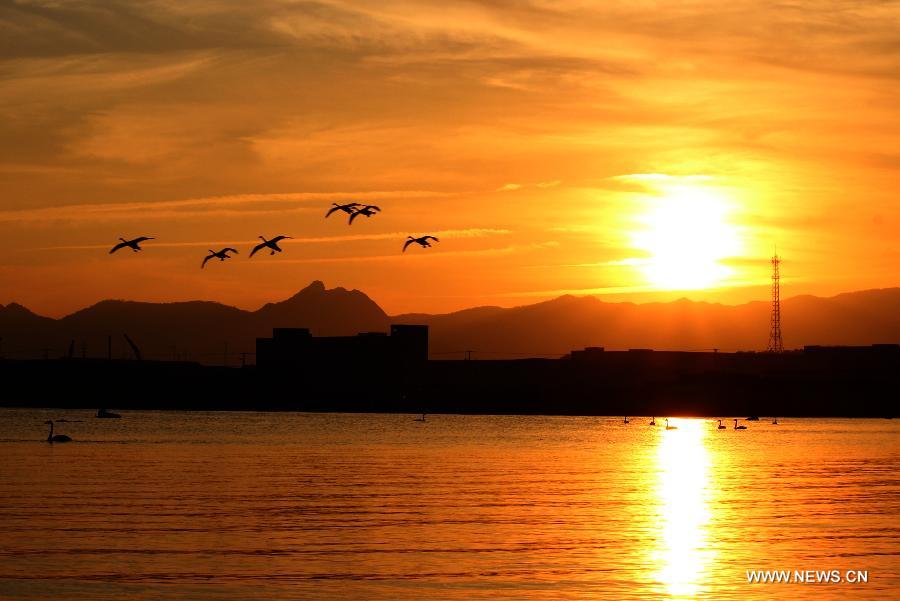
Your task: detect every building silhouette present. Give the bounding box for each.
[1,327,897,416]
[256,324,428,369]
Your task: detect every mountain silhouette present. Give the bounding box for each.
[255,280,389,335]
[0,303,58,354]
[2,283,900,363]
[0,281,388,363]
[394,287,900,357]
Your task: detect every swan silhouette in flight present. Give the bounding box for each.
[348,205,381,224]
[665,418,678,430]
[733,419,747,430]
[45,420,72,443]
[403,235,440,252]
[109,236,153,254]
[249,235,291,257]
[325,202,361,218]
[718,419,726,429]
[201,247,239,269]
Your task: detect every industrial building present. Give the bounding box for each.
[255,324,428,369]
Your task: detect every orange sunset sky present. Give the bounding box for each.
[1,1,898,317]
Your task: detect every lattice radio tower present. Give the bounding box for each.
[767,251,784,352]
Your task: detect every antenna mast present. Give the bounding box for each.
[767,251,784,353]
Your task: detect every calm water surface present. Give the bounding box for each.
[0,410,897,600]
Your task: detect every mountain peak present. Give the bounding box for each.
[254,281,389,335]
[0,302,54,331]
[281,280,363,304]
[303,280,327,293]
[1,302,39,317]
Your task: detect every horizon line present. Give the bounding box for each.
[3,281,899,321]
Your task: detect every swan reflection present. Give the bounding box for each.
[654,418,713,598]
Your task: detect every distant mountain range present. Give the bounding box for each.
[0,281,388,363]
[2,281,900,363]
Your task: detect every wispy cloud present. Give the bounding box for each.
[1,0,898,314]
[536,180,561,188]
[502,276,772,299]
[499,180,563,191]
[502,284,661,298]
[523,257,651,269]
[236,241,554,265]
[243,246,524,265]
[0,190,452,223]
[28,228,511,252]
[611,174,716,183]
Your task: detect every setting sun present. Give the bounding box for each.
[632,184,742,291]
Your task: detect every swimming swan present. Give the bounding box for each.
[45,420,72,443]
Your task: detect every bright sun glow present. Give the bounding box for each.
[632,185,742,290]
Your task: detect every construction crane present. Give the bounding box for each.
[123,334,142,361]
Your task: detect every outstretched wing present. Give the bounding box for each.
[348,211,361,225]
[134,236,154,243]
[249,242,266,257]
[271,235,290,243]
[327,203,360,217]
[222,247,239,255]
[109,241,127,254]
[402,238,415,252]
[201,254,213,269]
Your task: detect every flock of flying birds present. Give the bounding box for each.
[107,202,441,269]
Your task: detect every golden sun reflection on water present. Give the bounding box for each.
[654,418,715,598]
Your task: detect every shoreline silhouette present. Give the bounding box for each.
[3,282,900,364]
[1,340,895,417]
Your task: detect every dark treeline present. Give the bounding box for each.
[1,347,896,417]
